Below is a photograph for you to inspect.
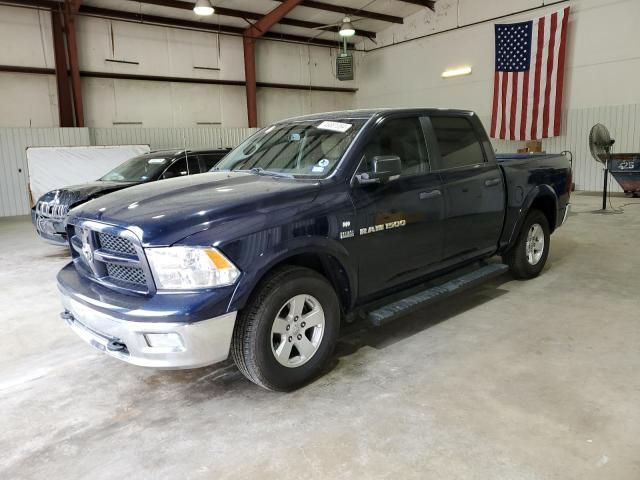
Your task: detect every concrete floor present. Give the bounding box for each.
[1,193,639,479]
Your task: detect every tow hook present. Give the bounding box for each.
[60,310,73,321]
[107,340,127,353]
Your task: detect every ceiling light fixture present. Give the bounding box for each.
[193,0,214,16]
[442,66,472,78]
[339,17,356,37]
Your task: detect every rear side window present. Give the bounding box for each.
[430,116,485,169]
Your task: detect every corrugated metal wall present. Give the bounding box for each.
[90,127,258,151]
[482,103,640,193]
[0,127,258,217]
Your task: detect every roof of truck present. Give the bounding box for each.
[282,108,478,123]
[146,148,231,157]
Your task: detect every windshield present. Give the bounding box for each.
[100,153,176,182]
[215,119,366,178]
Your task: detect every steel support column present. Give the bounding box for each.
[63,0,84,127]
[243,0,303,127]
[51,8,74,127]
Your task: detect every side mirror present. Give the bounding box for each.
[357,155,402,185]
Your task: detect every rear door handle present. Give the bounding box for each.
[419,190,442,200]
[484,178,501,187]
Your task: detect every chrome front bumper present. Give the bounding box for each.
[31,210,68,246]
[60,294,237,369]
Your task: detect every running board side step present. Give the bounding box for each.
[367,263,509,327]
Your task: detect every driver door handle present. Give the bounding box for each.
[484,178,501,187]
[419,189,442,200]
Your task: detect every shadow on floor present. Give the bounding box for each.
[149,275,513,398]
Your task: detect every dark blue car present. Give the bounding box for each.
[57,109,571,391]
[32,148,230,245]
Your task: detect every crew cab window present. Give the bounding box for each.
[430,116,485,169]
[216,119,366,179]
[358,117,428,176]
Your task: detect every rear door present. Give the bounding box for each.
[350,114,444,299]
[426,115,505,264]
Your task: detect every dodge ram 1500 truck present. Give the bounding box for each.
[57,109,571,391]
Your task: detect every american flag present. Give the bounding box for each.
[490,7,570,140]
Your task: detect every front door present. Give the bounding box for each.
[350,115,444,300]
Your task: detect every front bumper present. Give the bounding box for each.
[60,293,237,369]
[31,210,67,246]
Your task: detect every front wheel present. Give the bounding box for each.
[503,209,550,279]
[231,266,340,391]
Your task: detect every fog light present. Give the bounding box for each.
[144,333,184,351]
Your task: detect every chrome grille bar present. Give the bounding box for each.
[68,220,155,295]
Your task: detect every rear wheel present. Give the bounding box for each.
[231,266,340,391]
[503,209,550,279]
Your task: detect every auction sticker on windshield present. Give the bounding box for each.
[317,121,352,133]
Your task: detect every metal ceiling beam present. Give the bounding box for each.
[396,0,436,11]
[123,0,377,38]
[78,5,346,48]
[0,0,61,8]
[0,1,358,46]
[272,0,403,24]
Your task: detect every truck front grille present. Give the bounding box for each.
[98,232,137,256]
[69,221,153,294]
[105,263,147,285]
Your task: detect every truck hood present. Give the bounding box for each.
[68,171,320,246]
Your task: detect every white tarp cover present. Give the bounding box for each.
[27,145,150,202]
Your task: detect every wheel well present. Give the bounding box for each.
[530,195,557,233]
[266,253,352,313]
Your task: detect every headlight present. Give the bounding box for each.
[145,246,240,290]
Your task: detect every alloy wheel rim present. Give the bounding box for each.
[270,294,325,368]
[525,223,545,265]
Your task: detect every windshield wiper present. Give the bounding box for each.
[249,167,294,178]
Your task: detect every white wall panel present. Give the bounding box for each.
[458,0,540,25]
[81,77,246,128]
[90,127,257,151]
[0,6,53,68]
[0,128,89,217]
[0,74,58,128]
[256,89,355,126]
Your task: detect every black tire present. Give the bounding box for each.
[503,209,550,279]
[231,266,340,391]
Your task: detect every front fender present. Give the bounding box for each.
[226,236,357,314]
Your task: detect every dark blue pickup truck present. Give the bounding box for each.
[57,109,571,391]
